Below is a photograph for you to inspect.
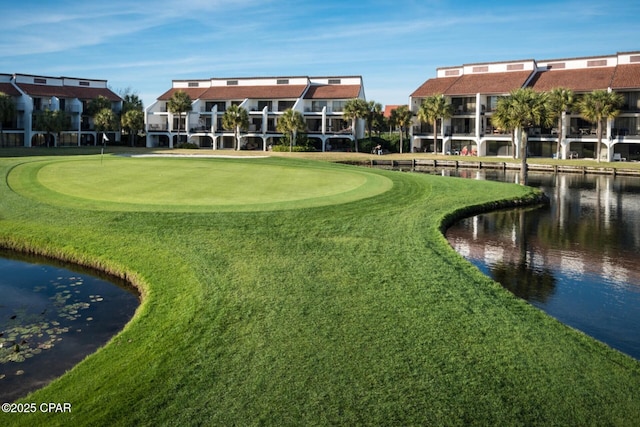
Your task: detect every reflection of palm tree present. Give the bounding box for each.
[491,260,556,303]
[489,208,556,303]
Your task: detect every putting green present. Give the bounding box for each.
[8,156,393,212]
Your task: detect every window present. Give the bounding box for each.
[587,59,607,67]
[188,82,199,87]
[311,100,327,112]
[620,92,640,112]
[205,101,226,112]
[34,78,47,84]
[332,100,345,112]
[257,100,272,111]
[486,96,500,112]
[278,100,295,111]
[79,81,90,86]
[277,79,289,85]
[328,79,341,84]
[226,80,238,86]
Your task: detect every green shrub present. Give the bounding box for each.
[176,142,199,149]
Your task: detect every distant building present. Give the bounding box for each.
[145,76,366,151]
[410,51,640,161]
[0,73,122,147]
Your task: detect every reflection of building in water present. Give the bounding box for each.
[446,172,640,289]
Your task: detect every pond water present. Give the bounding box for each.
[0,252,139,402]
[436,168,640,360]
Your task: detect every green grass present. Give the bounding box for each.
[8,156,391,211]
[1,152,639,426]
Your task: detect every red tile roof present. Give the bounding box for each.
[158,85,308,101]
[611,64,640,90]
[0,82,21,97]
[410,77,458,97]
[15,83,121,101]
[203,85,307,100]
[303,84,361,99]
[383,105,403,118]
[157,87,208,101]
[527,67,615,92]
[445,71,533,96]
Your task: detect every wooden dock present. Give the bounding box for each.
[367,158,640,177]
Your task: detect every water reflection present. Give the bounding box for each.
[437,168,640,360]
[0,252,139,402]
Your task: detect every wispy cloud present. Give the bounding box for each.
[1,0,639,108]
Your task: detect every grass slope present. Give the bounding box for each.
[0,153,639,426]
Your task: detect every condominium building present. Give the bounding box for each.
[0,73,122,147]
[145,76,365,151]
[410,51,640,161]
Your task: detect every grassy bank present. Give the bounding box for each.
[1,153,639,426]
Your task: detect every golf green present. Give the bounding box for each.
[8,156,393,212]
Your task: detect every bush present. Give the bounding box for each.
[176,142,199,149]
[271,144,316,152]
[272,133,317,152]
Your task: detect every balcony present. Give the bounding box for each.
[148,123,169,131]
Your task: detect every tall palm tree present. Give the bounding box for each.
[546,88,574,159]
[578,90,623,162]
[94,108,118,145]
[342,98,368,152]
[491,96,519,159]
[0,92,16,146]
[417,94,453,154]
[222,104,249,150]
[365,100,383,138]
[121,109,145,146]
[276,108,306,152]
[499,88,549,185]
[389,105,413,153]
[167,91,192,147]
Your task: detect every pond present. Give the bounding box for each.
[438,168,640,360]
[0,252,139,402]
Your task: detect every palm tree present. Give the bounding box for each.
[547,88,574,159]
[167,91,192,147]
[342,98,368,152]
[389,105,413,153]
[222,104,249,150]
[499,88,549,185]
[0,92,17,146]
[94,108,118,145]
[365,100,383,138]
[276,108,306,152]
[578,90,623,162]
[491,96,519,159]
[121,109,145,146]
[417,94,453,154]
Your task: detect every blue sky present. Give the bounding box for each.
[1,0,639,109]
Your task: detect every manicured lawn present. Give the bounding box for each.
[1,152,639,426]
[9,156,391,211]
